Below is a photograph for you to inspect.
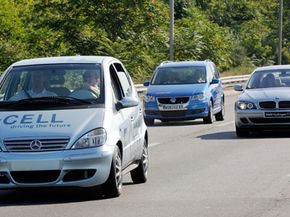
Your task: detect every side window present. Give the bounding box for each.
[110,65,122,101]
[207,65,214,82]
[212,63,220,79]
[113,63,132,97]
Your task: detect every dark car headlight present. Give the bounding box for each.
[236,101,257,110]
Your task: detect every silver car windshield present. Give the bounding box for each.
[0,63,104,108]
[246,70,290,89]
[151,66,207,85]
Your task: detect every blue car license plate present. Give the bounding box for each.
[160,104,185,111]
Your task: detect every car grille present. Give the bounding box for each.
[158,97,189,104]
[279,101,290,109]
[259,101,276,109]
[10,170,60,183]
[249,118,290,124]
[4,137,70,152]
[259,101,290,109]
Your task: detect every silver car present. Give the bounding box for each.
[0,56,148,197]
[234,65,290,137]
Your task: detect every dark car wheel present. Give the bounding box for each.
[215,98,225,121]
[203,101,213,124]
[102,146,122,197]
[144,118,154,126]
[236,125,250,137]
[130,139,149,184]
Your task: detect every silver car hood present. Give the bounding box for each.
[239,87,290,101]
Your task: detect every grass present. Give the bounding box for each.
[220,65,255,77]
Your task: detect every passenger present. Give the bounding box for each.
[81,70,100,96]
[260,73,276,88]
[9,71,56,100]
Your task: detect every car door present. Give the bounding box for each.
[207,63,221,113]
[110,63,140,166]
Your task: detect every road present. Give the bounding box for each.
[1,90,290,217]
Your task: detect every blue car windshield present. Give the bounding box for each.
[151,66,207,85]
[246,69,290,89]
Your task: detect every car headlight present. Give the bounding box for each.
[72,128,107,149]
[192,93,205,101]
[236,101,257,110]
[144,94,155,102]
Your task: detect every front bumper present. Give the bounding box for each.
[144,100,208,120]
[235,109,290,129]
[0,145,114,189]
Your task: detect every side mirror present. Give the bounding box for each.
[143,81,150,87]
[116,97,139,111]
[210,79,219,84]
[234,84,243,91]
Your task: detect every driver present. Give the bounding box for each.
[81,70,100,96]
[10,71,56,100]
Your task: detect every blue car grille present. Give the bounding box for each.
[158,97,189,104]
[4,137,70,152]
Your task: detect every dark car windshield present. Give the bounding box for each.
[246,69,290,89]
[151,66,206,85]
[0,63,104,110]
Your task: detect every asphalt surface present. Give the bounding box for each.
[2,90,290,217]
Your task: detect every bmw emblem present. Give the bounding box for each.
[30,139,42,151]
[170,97,176,103]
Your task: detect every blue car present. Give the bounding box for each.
[143,60,225,125]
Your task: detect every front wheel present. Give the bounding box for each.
[130,139,149,184]
[144,118,154,126]
[236,125,250,137]
[203,101,213,124]
[215,98,225,121]
[102,146,122,197]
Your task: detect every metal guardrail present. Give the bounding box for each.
[135,75,250,94]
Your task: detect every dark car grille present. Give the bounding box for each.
[158,97,189,104]
[249,118,290,124]
[259,101,276,109]
[10,170,60,183]
[259,101,290,109]
[4,137,70,152]
[279,101,290,109]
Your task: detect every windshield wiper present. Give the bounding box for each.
[18,96,93,105]
[1,96,94,109]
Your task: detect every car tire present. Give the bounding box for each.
[102,146,122,197]
[144,118,154,126]
[130,139,149,184]
[215,98,225,121]
[236,125,250,137]
[203,101,213,124]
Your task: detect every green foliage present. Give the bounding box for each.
[0,0,289,80]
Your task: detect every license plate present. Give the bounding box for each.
[264,112,290,118]
[160,104,185,111]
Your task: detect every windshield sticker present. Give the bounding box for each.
[0,114,71,129]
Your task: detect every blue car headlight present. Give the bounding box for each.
[144,94,156,102]
[192,93,205,101]
[72,128,107,149]
[236,101,257,110]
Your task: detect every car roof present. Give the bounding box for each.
[10,56,118,67]
[255,65,290,71]
[158,60,211,68]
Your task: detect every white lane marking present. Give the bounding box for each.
[149,142,161,148]
[216,121,234,127]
